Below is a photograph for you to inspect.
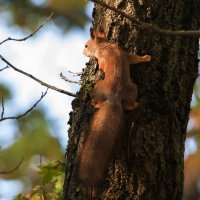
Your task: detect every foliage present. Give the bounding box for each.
[0,0,89,31]
[0,84,64,197]
[15,160,65,200]
[0,109,64,180]
[0,83,11,100]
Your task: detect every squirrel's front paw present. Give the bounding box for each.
[143,55,151,62]
[91,99,101,109]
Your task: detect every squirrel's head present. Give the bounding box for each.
[83,27,106,58]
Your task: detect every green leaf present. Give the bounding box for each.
[39,160,65,184]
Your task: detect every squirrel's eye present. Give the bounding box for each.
[85,44,88,48]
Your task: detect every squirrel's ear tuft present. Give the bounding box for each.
[96,27,106,39]
[90,27,95,39]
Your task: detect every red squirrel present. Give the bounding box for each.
[79,28,151,193]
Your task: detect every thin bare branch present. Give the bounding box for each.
[60,73,80,84]
[68,70,82,77]
[0,89,48,121]
[0,66,9,72]
[90,0,200,37]
[39,154,47,200]
[0,55,76,97]
[0,13,54,45]
[0,158,23,174]
[1,96,5,119]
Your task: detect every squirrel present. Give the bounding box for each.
[79,27,151,195]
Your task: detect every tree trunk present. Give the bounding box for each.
[63,0,200,199]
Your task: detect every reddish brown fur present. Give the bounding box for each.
[79,101,124,188]
[80,28,151,193]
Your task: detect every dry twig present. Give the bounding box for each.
[60,73,80,84]
[0,13,54,45]
[0,66,9,72]
[68,70,82,77]
[0,12,76,97]
[0,55,76,97]
[0,89,48,121]
[1,96,4,119]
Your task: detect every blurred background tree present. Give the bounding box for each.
[0,0,89,31]
[0,0,199,199]
[184,72,200,200]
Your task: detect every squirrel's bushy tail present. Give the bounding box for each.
[79,100,124,188]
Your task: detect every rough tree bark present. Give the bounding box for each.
[63,0,200,199]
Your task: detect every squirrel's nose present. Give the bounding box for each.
[85,44,88,48]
